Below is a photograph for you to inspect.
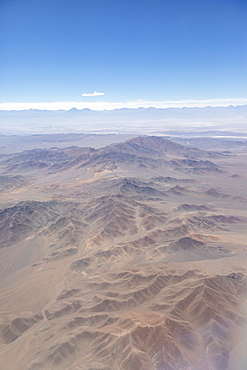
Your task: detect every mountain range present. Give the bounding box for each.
[1,105,247,135]
[0,135,246,370]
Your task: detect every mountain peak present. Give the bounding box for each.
[126,136,184,151]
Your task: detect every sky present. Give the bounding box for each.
[0,0,247,110]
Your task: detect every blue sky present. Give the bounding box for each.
[0,0,247,109]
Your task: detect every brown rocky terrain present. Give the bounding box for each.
[0,136,246,370]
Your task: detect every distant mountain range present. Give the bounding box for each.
[1,105,247,135]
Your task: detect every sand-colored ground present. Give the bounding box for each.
[0,136,246,369]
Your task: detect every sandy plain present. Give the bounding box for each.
[0,135,246,370]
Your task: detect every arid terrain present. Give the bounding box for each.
[0,135,246,370]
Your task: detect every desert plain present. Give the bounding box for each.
[0,134,246,370]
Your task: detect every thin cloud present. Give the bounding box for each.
[82,91,105,97]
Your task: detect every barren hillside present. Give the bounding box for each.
[0,136,246,370]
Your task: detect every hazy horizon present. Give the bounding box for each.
[1,99,247,112]
[1,104,247,136]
